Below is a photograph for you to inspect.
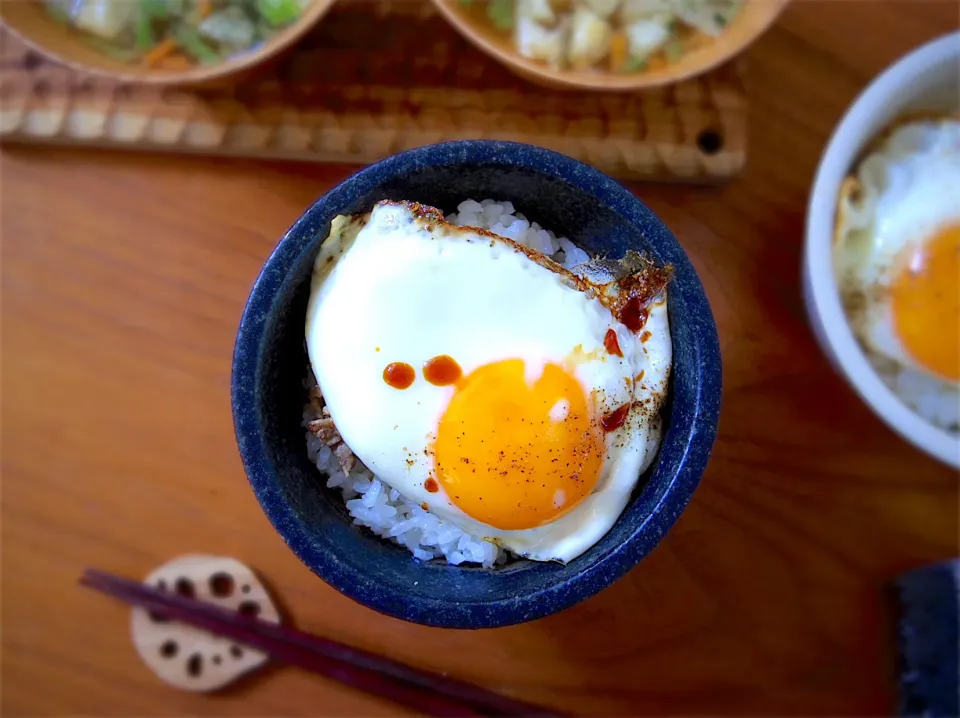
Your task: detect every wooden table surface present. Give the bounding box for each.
[2,2,958,715]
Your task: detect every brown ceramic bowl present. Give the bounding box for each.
[431,0,789,91]
[0,0,335,86]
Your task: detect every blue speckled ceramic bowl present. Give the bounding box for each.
[232,141,721,629]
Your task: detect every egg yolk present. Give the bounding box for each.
[433,359,604,530]
[892,222,960,382]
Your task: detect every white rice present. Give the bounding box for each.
[445,198,591,270]
[302,199,590,567]
[304,420,501,566]
[871,357,959,433]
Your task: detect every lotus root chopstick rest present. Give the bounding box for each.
[130,554,280,692]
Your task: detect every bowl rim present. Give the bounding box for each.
[430,0,790,91]
[0,0,334,86]
[803,32,960,469]
[232,140,722,627]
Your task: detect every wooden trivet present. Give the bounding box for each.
[130,555,280,692]
[0,0,747,181]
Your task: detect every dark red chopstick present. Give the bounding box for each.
[80,568,561,717]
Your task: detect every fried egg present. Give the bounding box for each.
[834,116,960,386]
[306,201,672,562]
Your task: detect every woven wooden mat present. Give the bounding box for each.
[0,0,747,181]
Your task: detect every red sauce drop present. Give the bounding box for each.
[620,297,649,333]
[640,330,652,343]
[424,478,439,493]
[604,328,623,357]
[423,355,462,386]
[601,403,631,433]
[383,362,415,389]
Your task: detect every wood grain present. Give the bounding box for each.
[2,2,958,716]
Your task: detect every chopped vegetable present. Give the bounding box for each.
[623,55,647,72]
[257,0,301,27]
[620,0,674,22]
[663,37,683,62]
[161,0,186,15]
[175,25,220,63]
[515,15,567,68]
[583,0,620,19]
[674,0,741,36]
[608,29,627,71]
[463,0,744,74]
[143,0,170,20]
[143,36,177,66]
[43,0,311,68]
[74,0,138,39]
[135,4,154,50]
[625,15,670,59]
[518,0,555,24]
[568,7,611,68]
[199,8,256,49]
[488,0,514,30]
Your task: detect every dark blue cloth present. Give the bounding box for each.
[895,560,959,717]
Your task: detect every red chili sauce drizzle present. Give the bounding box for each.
[603,328,623,357]
[601,404,631,433]
[383,362,415,389]
[423,355,462,386]
[620,296,650,333]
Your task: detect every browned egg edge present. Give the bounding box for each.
[833,110,960,249]
[367,199,674,331]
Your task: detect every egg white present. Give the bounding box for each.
[834,116,960,381]
[306,201,671,562]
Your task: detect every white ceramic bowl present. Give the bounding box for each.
[804,32,960,468]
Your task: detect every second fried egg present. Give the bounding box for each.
[834,116,960,385]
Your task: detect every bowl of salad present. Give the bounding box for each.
[432,0,789,91]
[0,0,334,85]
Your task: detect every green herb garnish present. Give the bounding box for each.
[487,0,513,31]
[174,25,219,63]
[664,38,683,63]
[135,4,155,51]
[257,0,301,27]
[623,56,648,73]
[144,0,169,20]
[714,12,727,27]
